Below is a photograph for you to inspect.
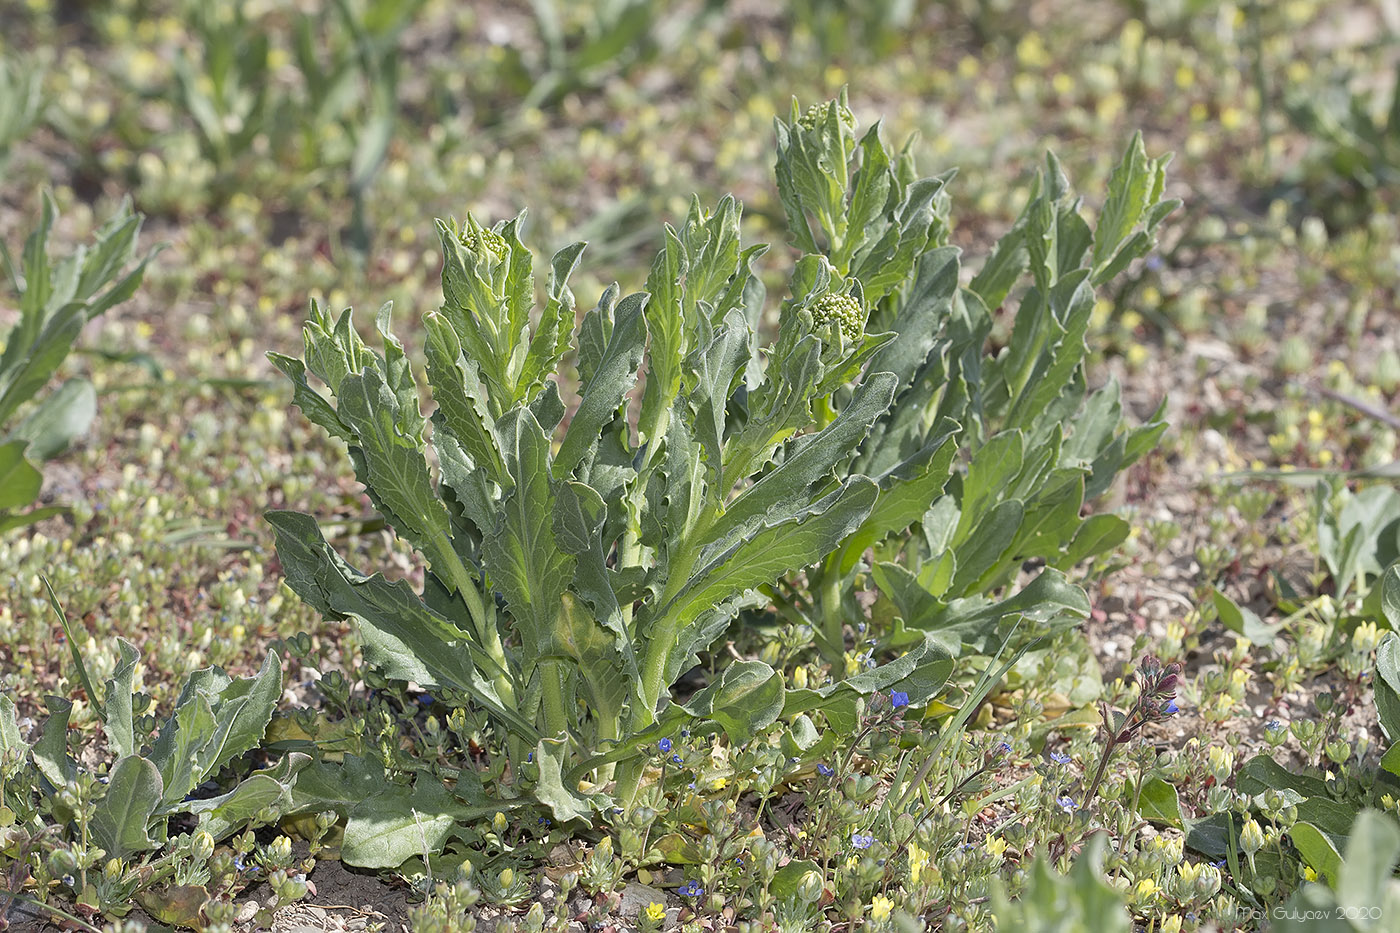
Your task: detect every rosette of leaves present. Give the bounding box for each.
[768,93,1174,662]
[0,193,156,532]
[0,588,289,919]
[267,97,1171,852]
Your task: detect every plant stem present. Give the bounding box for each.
[819,569,845,666]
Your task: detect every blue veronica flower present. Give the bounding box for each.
[678,880,703,897]
[1050,751,1072,764]
[1164,700,1180,715]
[890,690,909,708]
[817,763,834,777]
[852,831,874,849]
[659,738,673,753]
[996,741,1012,755]
[1266,720,1284,732]
[1057,796,1077,812]
[671,754,683,764]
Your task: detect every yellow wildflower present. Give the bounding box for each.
[645,902,666,922]
[871,895,894,921]
[908,841,930,884]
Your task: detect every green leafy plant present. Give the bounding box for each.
[991,836,1130,933]
[0,194,155,533]
[267,95,1172,858]
[0,584,290,922]
[0,54,44,169]
[504,0,725,112]
[1282,54,1400,229]
[289,0,426,255]
[767,95,1172,665]
[1282,810,1400,931]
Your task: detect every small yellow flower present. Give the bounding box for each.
[1241,818,1265,855]
[908,841,930,884]
[985,836,1007,858]
[1304,866,1318,882]
[870,894,894,921]
[645,902,666,922]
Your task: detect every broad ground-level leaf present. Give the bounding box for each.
[1137,776,1182,828]
[1376,634,1400,743]
[187,754,311,839]
[534,739,597,825]
[31,696,73,788]
[191,651,282,784]
[1290,821,1344,888]
[91,755,162,859]
[680,660,785,745]
[102,638,141,761]
[8,377,97,461]
[0,440,41,511]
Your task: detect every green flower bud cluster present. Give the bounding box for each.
[811,292,864,341]
[797,102,856,132]
[460,225,508,263]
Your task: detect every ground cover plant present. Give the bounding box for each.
[6,1,1400,931]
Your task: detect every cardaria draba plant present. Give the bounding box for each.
[268,94,1175,850]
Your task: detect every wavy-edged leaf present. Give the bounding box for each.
[31,696,73,788]
[91,755,162,859]
[191,652,282,785]
[680,659,785,744]
[830,426,958,576]
[703,372,897,555]
[554,291,647,478]
[149,691,216,809]
[666,477,878,634]
[484,410,575,670]
[424,311,506,482]
[102,638,141,760]
[7,377,96,461]
[335,365,466,590]
[0,440,41,511]
[267,509,537,741]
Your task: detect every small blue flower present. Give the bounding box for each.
[538,816,551,827]
[1050,751,1072,764]
[996,741,1012,755]
[526,752,533,762]
[817,763,834,777]
[1163,700,1180,715]
[1057,796,1077,812]
[890,690,909,709]
[1213,859,1227,870]
[1266,720,1285,733]
[852,831,874,849]
[659,738,673,753]
[678,880,703,898]
[671,754,683,764]
[417,693,436,706]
